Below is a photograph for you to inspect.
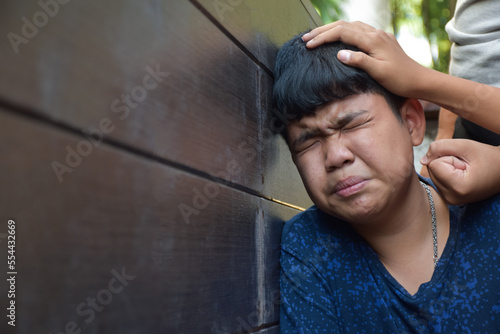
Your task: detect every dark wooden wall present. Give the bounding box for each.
[0,1,319,333]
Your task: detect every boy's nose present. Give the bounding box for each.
[324,136,354,171]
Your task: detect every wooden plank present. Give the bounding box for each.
[0,109,298,333]
[0,0,311,209]
[300,0,324,27]
[194,0,321,71]
[252,326,280,334]
[257,68,313,208]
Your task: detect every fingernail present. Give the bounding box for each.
[420,155,429,164]
[306,38,315,46]
[337,50,351,62]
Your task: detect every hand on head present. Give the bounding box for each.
[301,21,428,99]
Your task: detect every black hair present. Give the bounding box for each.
[272,31,406,139]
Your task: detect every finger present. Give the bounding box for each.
[420,139,455,165]
[305,26,344,48]
[427,169,469,205]
[424,152,467,170]
[306,25,372,51]
[428,156,460,174]
[303,20,376,41]
[421,139,472,165]
[420,140,446,165]
[427,156,466,190]
[449,156,467,170]
[302,21,346,41]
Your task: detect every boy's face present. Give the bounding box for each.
[287,93,424,224]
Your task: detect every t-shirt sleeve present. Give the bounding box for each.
[280,248,340,334]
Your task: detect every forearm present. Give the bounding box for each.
[414,68,500,135]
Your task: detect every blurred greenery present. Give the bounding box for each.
[310,0,456,73]
[419,0,456,73]
[310,0,345,23]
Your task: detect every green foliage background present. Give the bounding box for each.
[310,0,456,73]
[310,0,345,23]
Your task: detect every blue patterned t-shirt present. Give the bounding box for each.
[280,185,500,333]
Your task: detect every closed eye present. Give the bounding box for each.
[295,140,319,154]
[343,117,372,131]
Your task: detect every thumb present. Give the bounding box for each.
[337,50,371,70]
[421,139,469,166]
[420,140,448,166]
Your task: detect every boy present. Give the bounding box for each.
[274,33,500,333]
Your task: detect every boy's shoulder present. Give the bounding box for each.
[281,206,356,258]
[420,175,500,224]
[457,192,500,226]
[281,206,322,238]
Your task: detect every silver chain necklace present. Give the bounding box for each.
[420,181,439,267]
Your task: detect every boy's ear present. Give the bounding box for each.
[401,98,426,146]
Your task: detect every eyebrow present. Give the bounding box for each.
[291,110,369,150]
[291,129,322,150]
[333,109,369,128]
